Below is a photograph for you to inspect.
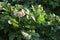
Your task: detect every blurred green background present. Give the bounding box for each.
[0,0,60,40]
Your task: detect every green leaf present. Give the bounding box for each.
[37,15,45,23]
[9,32,16,40]
[8,17,19,27]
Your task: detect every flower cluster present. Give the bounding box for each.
[14,9,25,17]
[21,31,31,40]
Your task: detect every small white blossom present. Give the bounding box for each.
[14,9,25,17]
[21,31,31,39]
[14,10,19,17]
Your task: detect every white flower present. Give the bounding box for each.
[14,10,19,17]
[21,31,31,39]
[18,9,25,17]
[14,9,25,17]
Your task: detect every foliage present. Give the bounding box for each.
[0,0,60,40]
